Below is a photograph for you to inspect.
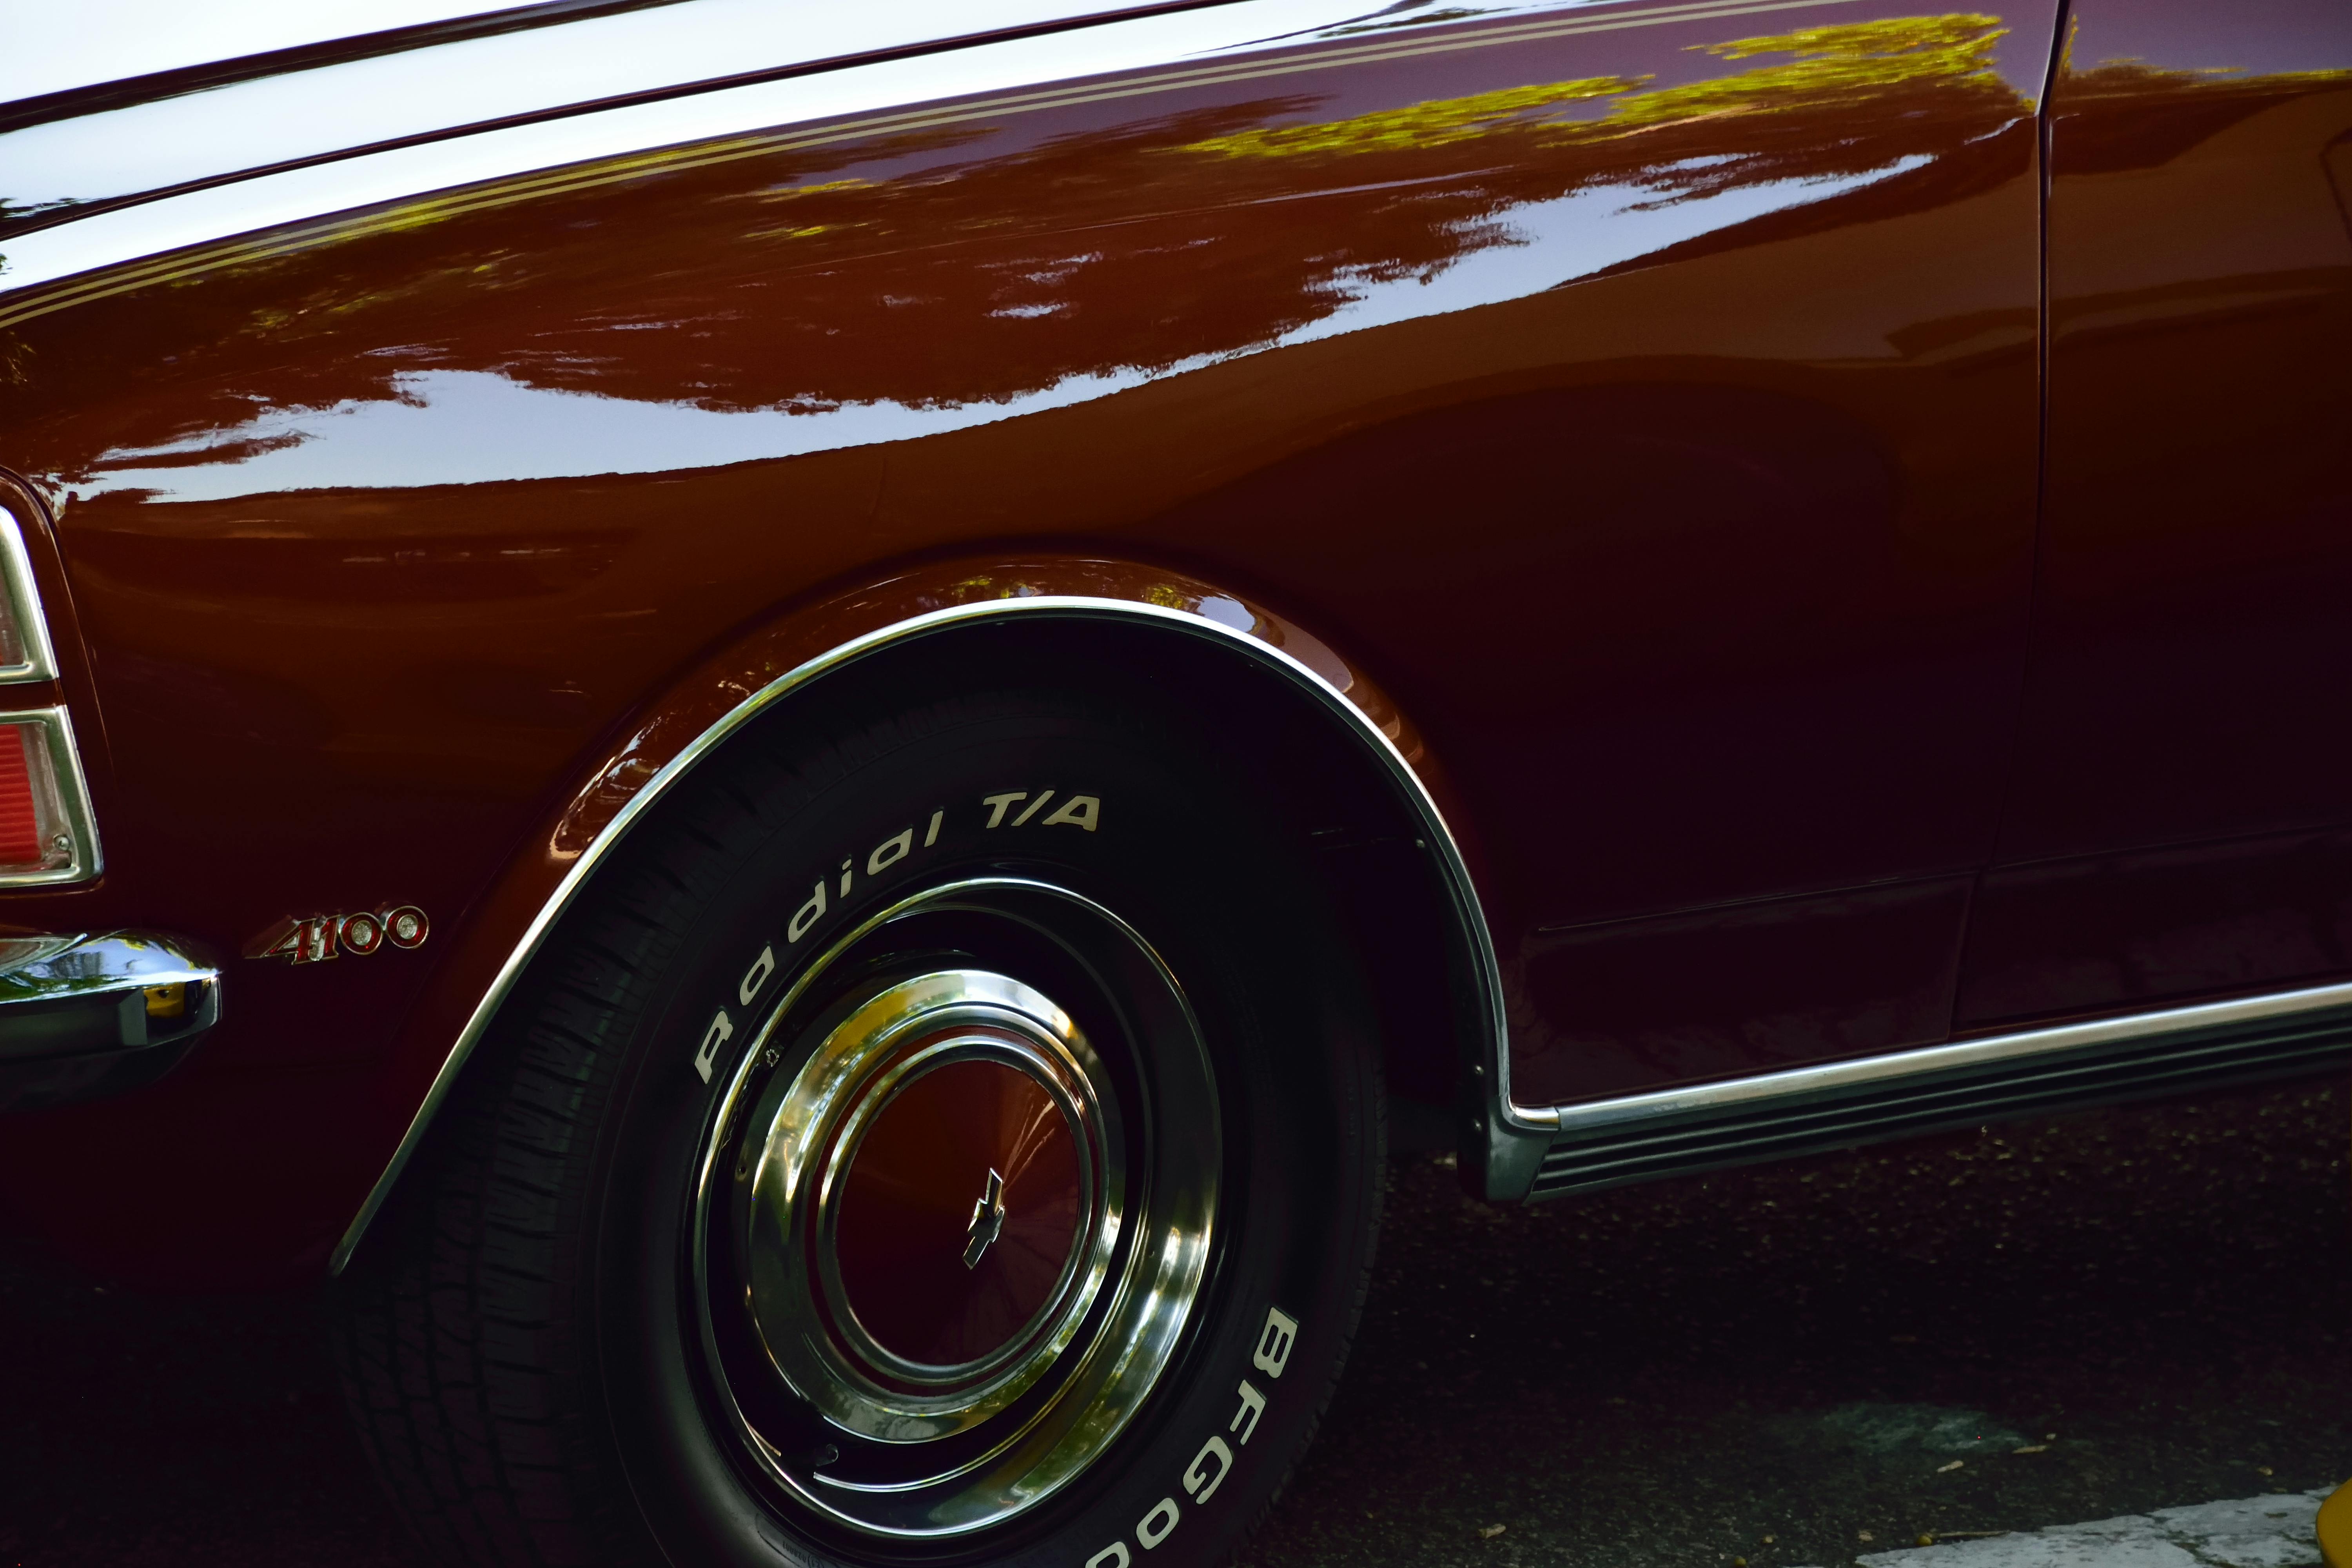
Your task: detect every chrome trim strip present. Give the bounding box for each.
[0,0,1260,238]
[329,595,1515,1273]
[0,514,59,684]
[1526,975,2352,1138]
[4,0,700,129]
[0,706,103,887]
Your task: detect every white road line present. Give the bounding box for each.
[1793,1487,2338,1568]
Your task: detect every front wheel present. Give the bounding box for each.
[333,662,1385,1568]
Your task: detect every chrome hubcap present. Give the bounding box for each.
[691,878,1220,1538]
[744,971,1123,1441]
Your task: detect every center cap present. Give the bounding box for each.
[833,1049,1084,1371]
[738,969,1127,1446]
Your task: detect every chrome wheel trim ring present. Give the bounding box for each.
[745,970,1123,1438]
[689,877,1221,1539]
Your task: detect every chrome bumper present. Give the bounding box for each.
[0,931,222,1111]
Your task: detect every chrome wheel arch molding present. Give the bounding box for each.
[329,591,1537,1274]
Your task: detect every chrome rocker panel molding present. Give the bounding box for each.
[1519,976,2352,1200]
[330,595,1524,1274]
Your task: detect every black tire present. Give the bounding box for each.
[332,646,1385,1568]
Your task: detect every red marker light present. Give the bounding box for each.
[0,523,90,884]
[0,713,90,880]
[0,723,41,868]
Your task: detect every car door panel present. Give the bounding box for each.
[1960,0,2352,1030]
[1515,874,1974,1102]
[1960,828,2352,1029]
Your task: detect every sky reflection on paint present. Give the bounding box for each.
[80,156,1932,502]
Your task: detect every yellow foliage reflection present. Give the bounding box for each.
[1179,15,2017,165]
[1177,74,1646,159]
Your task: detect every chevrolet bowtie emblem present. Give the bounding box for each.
[963,1167,1007,1269]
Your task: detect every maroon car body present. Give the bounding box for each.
[0,0,2345,1368]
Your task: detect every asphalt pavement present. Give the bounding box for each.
[1243,1075,2352,1568]
[3,1075,2346,1567]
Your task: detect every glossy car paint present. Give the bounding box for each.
[1959,0,2352,1031]
[0,0,2076,1279]
[0,0,1275,228]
